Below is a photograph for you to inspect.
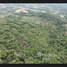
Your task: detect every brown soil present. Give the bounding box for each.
[15,9,28,13]
[65,31,67,34]
[0,16,5,18]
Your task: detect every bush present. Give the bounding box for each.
[13,52,17,58]
[16,61,24,64]
[0,50,7,59]
[16,58,20,62]
[22,41,27,45]
[44,58,51,64]
[19,56,25,62]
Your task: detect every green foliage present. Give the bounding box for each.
[19,56,25,62]
[0,5,67,64]
[13,52,17,58]
[15,58,20,62]
[0,50,7,59]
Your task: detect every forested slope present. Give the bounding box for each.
[0,10,67,64]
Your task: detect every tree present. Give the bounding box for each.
[0,50,7,59]
[19,56,25,63]
[15,58,20,62]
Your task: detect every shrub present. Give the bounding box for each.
[19,56,25,62]
[0,50,7,59]
[13,52,17,58]
[16,58,20,62]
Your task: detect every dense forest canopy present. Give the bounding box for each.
[0,3,67,64]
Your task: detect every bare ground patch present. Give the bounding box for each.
[15,36,31,50]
